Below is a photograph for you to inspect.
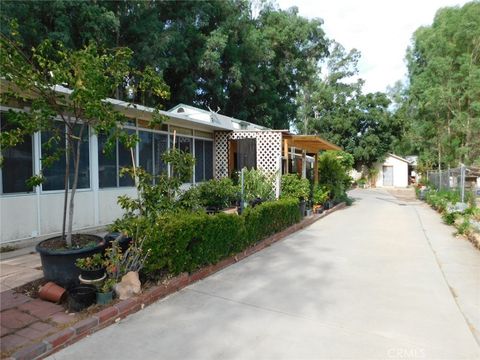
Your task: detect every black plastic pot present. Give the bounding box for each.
[104,232,133,253]
[36,235,105,289]
[299,200,306,218]
[68,285,96,312]
[79,267,105,281]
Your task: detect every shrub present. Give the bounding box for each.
[241,168,275,204]
[197,178,240,210]
[318,150,353,201]
[280,174,310,201]
[141,199,301,275]
[243,198,300,244]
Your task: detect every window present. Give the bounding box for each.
[98,130,135,188]
[118,135,134,187]
[153,133,168,176]
[0,112,34,194]
[171,135,192,153]
[194,139,213,182]
[98,134,117,188]
[138,131,168,178]
[41,123,90,191]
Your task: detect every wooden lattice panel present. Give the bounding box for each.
[214,131,230,179]
[214,131,282,194]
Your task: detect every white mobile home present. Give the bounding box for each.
[1,100,339,245]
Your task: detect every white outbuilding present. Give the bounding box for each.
[375,154,410,187]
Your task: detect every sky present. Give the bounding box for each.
[277,0,471,94]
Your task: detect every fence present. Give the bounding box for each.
[427,165,480,202]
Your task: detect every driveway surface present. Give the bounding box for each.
[50,189,480,360]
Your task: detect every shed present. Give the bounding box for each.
[375,154,409,187]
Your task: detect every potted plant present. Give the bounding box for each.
[96,278,116,305]
[75,253,105,281]
[357,178,367,189]
[312,185,329,213]
[0,30,167,287]
[280,174,310,216]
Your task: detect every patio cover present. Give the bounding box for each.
[283,134,341,154]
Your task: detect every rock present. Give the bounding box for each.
[114,271,141,300]
[454,202,468,212]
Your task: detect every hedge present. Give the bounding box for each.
[142,198,300,275]
[243,198,300,244]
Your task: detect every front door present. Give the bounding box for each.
[229,138,257,175]
[383,166,393,186]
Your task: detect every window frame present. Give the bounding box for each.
[0,107,36,196]
[39,120,92,194]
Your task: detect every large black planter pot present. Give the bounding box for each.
[299,200,306,218]
[36,235,105,289]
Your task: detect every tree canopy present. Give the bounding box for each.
[1,0,329,130]
[397,1,480,168]
[295,42,402,168]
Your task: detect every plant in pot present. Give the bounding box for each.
[280,174,310,216]
[312,185,329,214]
[96,278,116,305]
[75,253,105,281]
[0,28,168,287]
[241,168,275,208]
[357,177,367,189]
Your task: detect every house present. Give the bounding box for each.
[374,154,410,187]
[0,99,340,245]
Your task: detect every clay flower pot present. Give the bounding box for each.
[38,282,66,303]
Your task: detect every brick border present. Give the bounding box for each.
[11,202,346,360]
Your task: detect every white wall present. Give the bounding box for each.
[0,187,135,244]
[375,155,409,187]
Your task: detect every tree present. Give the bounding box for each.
[296,42,401,168]
[1,0,330,129]
[403,1,480,168]
[0,29,168,247]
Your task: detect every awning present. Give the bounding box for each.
[283,134,341,154]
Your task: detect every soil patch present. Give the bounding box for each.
[37,234,102,251]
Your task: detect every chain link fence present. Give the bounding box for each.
[427,165,480,202]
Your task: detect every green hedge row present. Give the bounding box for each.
[142,198,300,275]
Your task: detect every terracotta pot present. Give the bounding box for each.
[38,281,66,303]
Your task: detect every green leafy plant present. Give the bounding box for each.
[318,150,353,201]
[141,198,300,275]
[197,178,240,210]
[75,253,104,271]
[104,234,151,282]
[240,168,275,204]
[99,278,116,293]
[312,185,329,205]
[280,174,310,201]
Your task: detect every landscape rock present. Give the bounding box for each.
[114,272,141,300]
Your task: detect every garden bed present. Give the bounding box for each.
[3,202,346,359]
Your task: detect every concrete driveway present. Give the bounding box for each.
[50,189,480,360]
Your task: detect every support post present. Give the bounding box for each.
[301,150,306,179]
[284,139,289,174]
[314,153,319,186]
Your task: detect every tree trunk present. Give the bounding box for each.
[66,123,85,247]
[62,122,70,241]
